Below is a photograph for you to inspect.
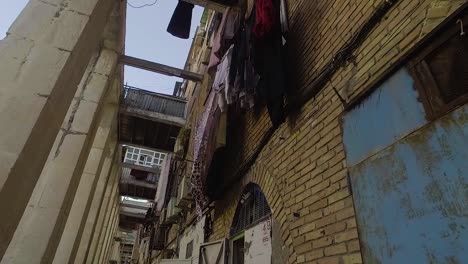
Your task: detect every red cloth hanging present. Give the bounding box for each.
[253,0,275,39]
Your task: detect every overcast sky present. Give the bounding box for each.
[0,0,203,95]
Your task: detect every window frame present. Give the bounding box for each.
[123,146,167,168]
[229,233,245,264]
[408,13,468,120]
[185,240,194,259]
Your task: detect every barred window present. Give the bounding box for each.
[230,183,271,236]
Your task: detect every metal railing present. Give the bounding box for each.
[122,85,187,119]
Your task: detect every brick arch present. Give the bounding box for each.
[239,161,297,263]
[208,160,296,262]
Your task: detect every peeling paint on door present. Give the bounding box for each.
[343,68,468,264]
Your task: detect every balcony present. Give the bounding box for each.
[119,85,187,152]
[120,146,168,200]
[120,197,154,227]
[120,167,159,200]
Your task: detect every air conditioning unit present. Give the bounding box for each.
[166,197,181,223]
[176,176,193,209]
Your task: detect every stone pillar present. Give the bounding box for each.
[0,0,115,256]
[102,205,120,263]
[1,44,119,263]
[52,78,119,263]
[92,189,119,263]
[73,157,120,263]
[109,236,121,263]
[108,208,121,260]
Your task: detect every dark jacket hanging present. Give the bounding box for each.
[254,0,286,127]
[167,1,194,39]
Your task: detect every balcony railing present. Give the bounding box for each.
[122,85,187,119]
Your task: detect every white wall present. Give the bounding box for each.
[179,216,206,263]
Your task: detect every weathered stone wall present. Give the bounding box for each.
[0,0,125,262]
[195,1,467,264]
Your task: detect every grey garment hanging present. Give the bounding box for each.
[167,0,194,39]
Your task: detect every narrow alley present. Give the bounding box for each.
[0,0,467,263]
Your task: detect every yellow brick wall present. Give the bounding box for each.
[184,1,467,264]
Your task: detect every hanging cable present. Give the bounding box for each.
[294,0,400,108]
[127,0,158,9]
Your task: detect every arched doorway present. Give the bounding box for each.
[229,183,272,264]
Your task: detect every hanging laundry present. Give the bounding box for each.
[167,1,194,39]
[253,0,276,39]
[212,44,235,111]
[245,0,255,19]
[208,7,232,72]
[228,14,258,110]
[208,8,241,72]
[208,13,223,44]
[155,154,172,211]
[191,90,222,217]
[280,0,289,34]
[224,9,241,40]
[254,0,287,127]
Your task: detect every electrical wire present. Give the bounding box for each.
[295,0,400,107]
[127,0,158,9]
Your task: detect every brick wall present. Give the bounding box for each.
[184,1,467,263]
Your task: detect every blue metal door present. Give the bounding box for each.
[342,68,468,263]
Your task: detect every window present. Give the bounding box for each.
[123,146,167,168]
[231,235,245,264]
[185,240,194,259]
[230,184,271,236]
[409,14,468,119]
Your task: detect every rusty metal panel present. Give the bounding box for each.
[343,68,468,263]
[342,68,427,167]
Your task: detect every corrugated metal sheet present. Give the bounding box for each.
[343,68,468,263]
[122,85,187,119]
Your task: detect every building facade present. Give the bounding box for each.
[0,0,467,264]
[153,1,468,264]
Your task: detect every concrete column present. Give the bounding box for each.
[52,81,119,263]
[0,0,115,255]
[70,151,115,262]
[109,237,121,263]
[106,206,120,261]
[92,190,119,263]
[87,170,119,264]
[73,159,120,263]
[1,46,118,263]
[101,205,119,263]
